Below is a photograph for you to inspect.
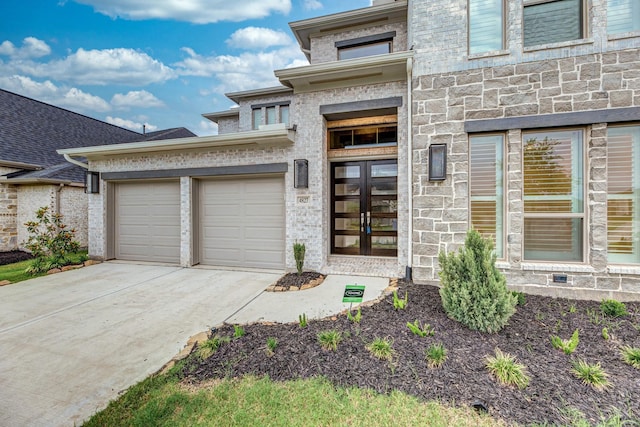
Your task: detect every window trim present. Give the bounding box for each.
[521,127,587,263]
[251,102,291,130]
[468,133,507,260]
[467,0,506,55]
[522,0,587,48]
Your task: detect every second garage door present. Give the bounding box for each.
[115,180,181,263]
[200,176,285,269]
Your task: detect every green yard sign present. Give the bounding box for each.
[342,284,365,303]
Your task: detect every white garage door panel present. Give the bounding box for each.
[116,181,180,263]
[200,177,284,269]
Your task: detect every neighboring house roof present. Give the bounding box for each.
[0,89,195,184]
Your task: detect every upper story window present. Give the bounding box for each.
[336,32,395,61]
[251,102,290,130]
[523,0,584,47]
[468,0,504,54]
[607,0,640,34]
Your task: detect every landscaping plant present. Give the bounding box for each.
[438,229,517,333]
[393,290,408,310]
[600,299,628,318]
[197,335,230,359]
[233,325,245,338]
[512,291,526,306]
[550,329,579,355]
[298,313,308,328]
[485,348,530,389]
[407,319,435,337]
[366,337,394,361]
[266,337,278,356]
[571,359,610,390]
[23,206,80,275]
[293,242,306,276]
[621,346,640,369]
[347,307,362,323]
[317,330,342,351]
[425,343,447,368]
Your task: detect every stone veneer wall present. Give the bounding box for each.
[216,116,239,134]
[411,48,640,299]
[0,182,18,251]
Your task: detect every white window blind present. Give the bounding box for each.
[607,0,640,34]
[469,0,504,54]
[523,0,583,47]
[607,126,640,263]
[470,135,504,257]
[523,130,584,262]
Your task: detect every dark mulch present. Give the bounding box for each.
[0,250,33,266]
[182,282,640,426]
[273,271,325,289]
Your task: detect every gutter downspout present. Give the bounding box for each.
[62,153,89,169]
[406,56,413,281]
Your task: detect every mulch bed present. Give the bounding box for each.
[0,250,33,266]
[181,281,640,426]
[267,271,325,291]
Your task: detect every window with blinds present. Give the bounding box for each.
[468,0,504,54]
[523,0,584,47]
[607,126,640,264]
[523,130,584,262]
[607,0,640,34]
[470,135,504,257]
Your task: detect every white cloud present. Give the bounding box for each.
[72,0,291,24]
[111,90,165,109]
[0,75,110,112]
[0,37,51,59]
[226,27,291,49]
[8,47,175,86]
[303,0,322,10]
[199,120,218,136]
[175,44,306,92]
[105,116,158,132]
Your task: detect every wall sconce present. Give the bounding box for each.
[428,144,447,181]
[85,171,100,194]
[294,159,309,188]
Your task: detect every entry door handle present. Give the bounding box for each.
[361,212,365,232]
[366,211,371,235]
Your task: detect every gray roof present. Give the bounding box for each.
[0,89,196,183]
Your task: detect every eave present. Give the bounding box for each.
[290,1,408,61]
[57,126,296,161]
[0,160,43,170]
[202,109,239,123]
[225,86,293,104]
[275,51,413,93]
[1,177,83,186]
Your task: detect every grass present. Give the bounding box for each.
[485,348,530,390]
[621,346,640,369]
[317,330,342,351]
[83,371,504,427]
[197,335,230,360]
[425,343,447,368]
[366,337,394,361]
[571,360,610,390]
[0,251,87,284]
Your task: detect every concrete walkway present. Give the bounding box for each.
[0,262,389,427]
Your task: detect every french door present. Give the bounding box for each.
[331,159,398,256]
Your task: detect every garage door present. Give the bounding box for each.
[115,181,180,263]
[200,176,284,269]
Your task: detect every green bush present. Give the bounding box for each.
[293,243,306,276]
[438,229,517,333]
[600,299,627,318]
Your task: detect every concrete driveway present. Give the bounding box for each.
[0,262,280,427]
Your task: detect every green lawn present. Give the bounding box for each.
[0,251,88,284]
[84,367,504,427]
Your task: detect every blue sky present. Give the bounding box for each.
[0,0,370,136]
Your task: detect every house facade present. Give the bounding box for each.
[60,0,640,300]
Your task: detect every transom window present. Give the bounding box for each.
[523,129,584,262]
[607,125,640,264]
[607,0,640,34]
[523,0,584,47]
[468,0,504,54]
[329,124,397,150]
[336,32,395,61]
[469,134,505,258]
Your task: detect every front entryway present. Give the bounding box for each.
[331,159,397,256]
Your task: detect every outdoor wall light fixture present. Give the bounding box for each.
[294,159,309,188]
[428,144,447,181]
[85,171,100,194]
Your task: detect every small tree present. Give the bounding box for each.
[24,206,80,274]
[293,242,306,276]
[438,229,516,333]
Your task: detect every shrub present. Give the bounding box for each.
[438,229,517,333]
[512,291,526,306]
[393,290,408,310]
[550,329,579,355]
[425,343,447,368]
[600,299,628,318]
[317,330,342,351]
[571,359,610,390]
[485,348,530,389]
[366,337,394,361]
[293,243,306,276]
[621,346,640,369]
[23,206,80,275]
